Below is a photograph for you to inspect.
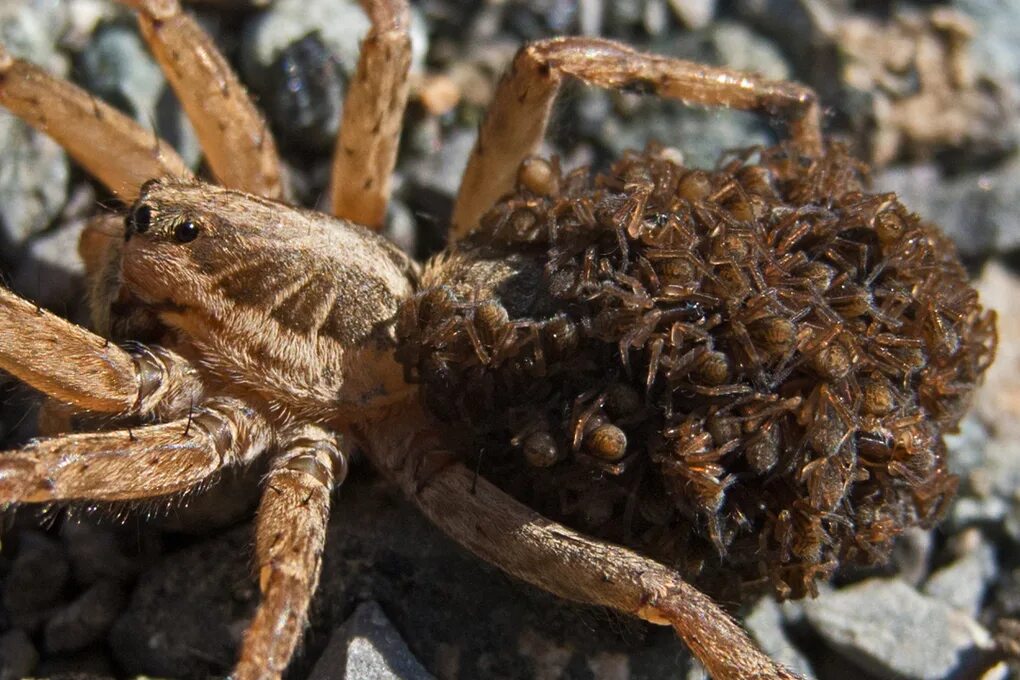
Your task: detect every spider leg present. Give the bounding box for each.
[0,397,271,504]
[234,425,345,680]
[361,403,801,680]
[451,37,823,238]
[118,0,284,200]
[0,286,201,416]
[329,0,412,229]
[0,44,192,200]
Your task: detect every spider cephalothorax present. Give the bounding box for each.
[398,142,995,601]
[0,1,995,679]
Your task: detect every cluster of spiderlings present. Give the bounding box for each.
[396,143,996,601]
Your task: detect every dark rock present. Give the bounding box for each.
[108,527,253,678]
[0,629,38,680]
[2,531,70,615]
[111,471,694,679]
[60,521,143,587]
[240,0,428,153]
[44,580,126,654]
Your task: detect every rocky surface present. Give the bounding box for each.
[0,0,1019,679]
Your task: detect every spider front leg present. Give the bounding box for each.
[0,286,200,416]
[234,426,345,680]
[451,37,824,237]
[329,0,413,228]
[362,403,800,680]
[0,397,271,504]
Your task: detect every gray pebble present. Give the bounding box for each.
[890,527,933,587]
[952,0,1020,84]
[0,629,38,680]
[922,528,997,617]
[76,21,201,167]
[309,601,433,680]
[734,0,839,68]
[665,19,790,81]
[667,0,716,29]
[2,530,70,615]
[874,161,1020,260]
[743,597,815,678]
[403,127,477,198]
[803,578,991,679]
[12,216,86,316]
[0,2,70,251]
[44,579,126,654]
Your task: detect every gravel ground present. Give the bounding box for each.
[0,0,1019,679]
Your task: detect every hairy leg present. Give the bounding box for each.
[451,37,823,238]
[360,402,799,680]
[119,0,284,200]
[330,0,412,229]
[0,44,191,200]
[0,397,271,504]
[234,425,345,680]
[0,286,201,415]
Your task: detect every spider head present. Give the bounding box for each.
[120,178,236,312]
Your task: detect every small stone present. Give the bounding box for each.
[61,521,142,586]
[12,217,86,317]
[0,3,70,251]
[734,0,839,67]
[308,601,432,680]
[0,629,38,680]
[743,597,814,678]
[240,0,427,152]
[923,528,997,617]
[890,527,933,587]
[2,531,70,615]
[109,527,252,678]
[44,580,126,654]
[875,159,1020,260]
[76,21,200,167]
[403,127,477,198]
[667,0,716,29]
[803,578,991,679]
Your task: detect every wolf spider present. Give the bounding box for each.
[0,0,975,678]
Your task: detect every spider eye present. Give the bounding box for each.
[173,220,201,243]
[128,204,152,235]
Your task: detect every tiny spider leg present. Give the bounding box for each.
[451,37,823,237]
[235,426,345,680]
[329,0,413,229]
[0,286,200,416]
[0,43,192,200]
[362,403,802,680]
[0,397,272,504]
[118,0,284,199]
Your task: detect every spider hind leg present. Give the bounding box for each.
[451,37,823,238]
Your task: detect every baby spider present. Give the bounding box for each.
[0,0,995,679]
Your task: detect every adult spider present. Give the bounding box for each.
[0,0,994,679]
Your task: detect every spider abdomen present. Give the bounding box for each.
[397,144,996,601]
